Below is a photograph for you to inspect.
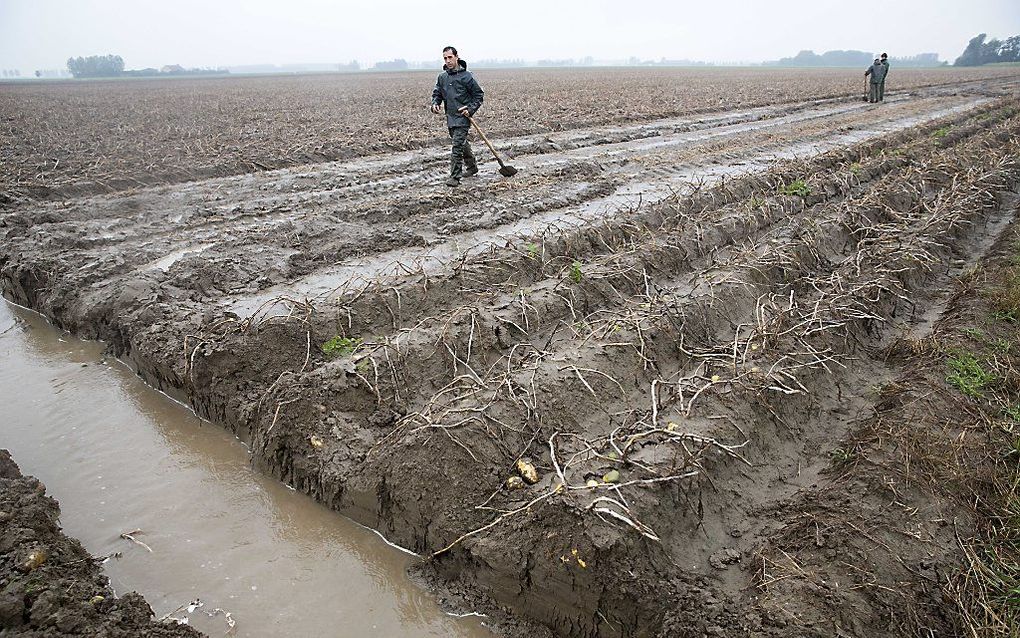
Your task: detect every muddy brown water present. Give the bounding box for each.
[0,299,491,637]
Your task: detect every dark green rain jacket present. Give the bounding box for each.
[432,60,484,128]
[865,60,888,83]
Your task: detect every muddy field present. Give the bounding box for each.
[3,66,1020,204]
[3,67,1020,636]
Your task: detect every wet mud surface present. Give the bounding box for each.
[5,66,1019,204]
[3,75,1020,636]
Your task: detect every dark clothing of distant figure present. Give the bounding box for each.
[865,61,888,103]
[432,60,484,180]
[879,59,889,101]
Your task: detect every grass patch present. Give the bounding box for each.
[962,327,1013,354]
[829,446,856,465]
[779,179,811,197]
[963,327,986,341]
[569,260,583,283]
[933,125,952,140]
[321,335,363,358]
[991,338,1014,354]
[946,349,996,398]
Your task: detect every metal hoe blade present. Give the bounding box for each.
[469,116,520,179]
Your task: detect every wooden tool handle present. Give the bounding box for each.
[467,115,506,167]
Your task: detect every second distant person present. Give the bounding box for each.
[865,57,888,103]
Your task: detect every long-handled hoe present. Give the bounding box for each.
[467,115,518,177]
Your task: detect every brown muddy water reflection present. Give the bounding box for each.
[0,299,491,637]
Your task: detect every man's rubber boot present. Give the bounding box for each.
[445,176,461,187]
[463,166,479,178]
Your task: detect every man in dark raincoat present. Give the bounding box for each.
[431,46,484,187]
[865,58,887,103]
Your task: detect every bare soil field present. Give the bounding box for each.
[2,66,1019,203]
[3,67,1020,636]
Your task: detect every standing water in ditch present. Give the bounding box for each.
[0,299,490,638]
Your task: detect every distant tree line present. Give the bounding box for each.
[373,59,409,71]
[122,65,226,77]
[770,50,874,67]
[67,54,124,78]
[889,53,943,67]
[66,54,227,78]
[955,34,1020,66]
[1,69,22,78]
[474,58,527,68]
[766,49,944,67]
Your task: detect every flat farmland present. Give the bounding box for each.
[2,65,1019,202]
[3,67,1020,637]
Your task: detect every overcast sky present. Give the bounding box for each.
[2,0,1019,71]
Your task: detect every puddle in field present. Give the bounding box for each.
[147,243,217,271]
[0,299,491,638]
[231,97,991,320]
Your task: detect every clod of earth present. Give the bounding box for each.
[709,548,742,569]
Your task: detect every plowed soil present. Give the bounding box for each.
[3,68,1020,637]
